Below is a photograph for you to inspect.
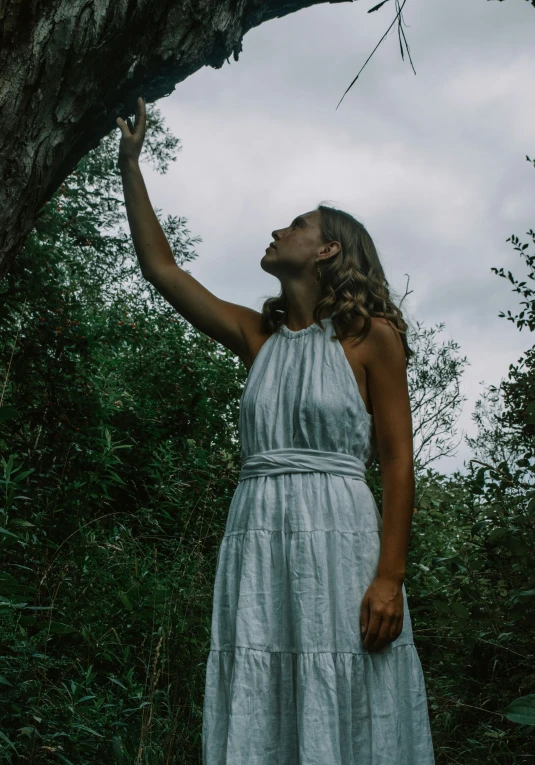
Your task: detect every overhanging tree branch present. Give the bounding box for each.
[1,0,361,279]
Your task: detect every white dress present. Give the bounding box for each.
[202,315,435,765]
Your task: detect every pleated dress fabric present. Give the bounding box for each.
[202,315,435,765]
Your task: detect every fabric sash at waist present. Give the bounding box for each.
[238,447,367,482]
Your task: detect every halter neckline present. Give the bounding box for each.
[279,315,335,339]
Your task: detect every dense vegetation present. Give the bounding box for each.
[1,107,534,764]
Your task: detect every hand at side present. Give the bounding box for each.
[360,575,404,652]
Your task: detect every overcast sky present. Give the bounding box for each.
[139,0,535,476]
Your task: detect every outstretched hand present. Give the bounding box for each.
[116,96,146,167]
[360,575,404,652]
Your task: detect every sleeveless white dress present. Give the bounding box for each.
[202,315,435,765]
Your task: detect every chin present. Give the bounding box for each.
[260,260,278,278]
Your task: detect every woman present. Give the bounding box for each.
[117,97,435,764]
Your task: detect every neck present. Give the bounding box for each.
[283,305,334,332]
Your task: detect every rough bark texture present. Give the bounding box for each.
[0,0,355,279]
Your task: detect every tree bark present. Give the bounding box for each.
[0,0,356,279]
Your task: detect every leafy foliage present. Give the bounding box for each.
[400,153,535,763]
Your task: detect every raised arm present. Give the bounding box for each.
[116,96,260,360]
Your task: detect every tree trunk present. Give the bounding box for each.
[0,0,355,279]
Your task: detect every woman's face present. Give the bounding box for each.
[261,209,323,279]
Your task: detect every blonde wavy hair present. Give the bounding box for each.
[259,202,415,366]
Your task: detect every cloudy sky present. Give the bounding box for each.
[139,0,535,476]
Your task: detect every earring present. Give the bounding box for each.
[316,262,321,282]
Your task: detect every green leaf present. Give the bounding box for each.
[53,752,76,765]
[450,601,470,619]
[0,526,20,539]
[515,589,535,599]
[109,677,128,690]
[12,467,35,482]
[503,694,535,725]
[75,694,96,704]
[118,590,133,611]
[0,730,19,753]
[504,532,526,555]
[488,527,507,543]
[107,470,127,485]
[19,615,37,626]
[36,621,75,634]
[432,600,450,614]
[112,734,125,763]
[71,723,104,737]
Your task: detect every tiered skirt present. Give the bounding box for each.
[202,471,435,765]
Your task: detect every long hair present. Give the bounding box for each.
[259,202,415,366]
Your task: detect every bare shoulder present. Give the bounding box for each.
[345,315,404,361]
[356,316,405,366]
[368,315,405,346]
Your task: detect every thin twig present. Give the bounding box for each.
[0,296,27,408]
[441,753,465,765]
[429,692,504,718]
[336,0,414,109]
[395,0,415,70]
